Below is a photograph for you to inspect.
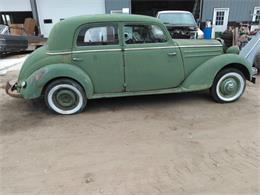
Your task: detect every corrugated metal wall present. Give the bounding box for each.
[202,0,259,22]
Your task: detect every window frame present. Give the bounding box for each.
[74,22,120,49]
[122,22,170,46]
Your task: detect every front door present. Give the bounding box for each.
[123,23,184,92]
[212,8,230,36]
[72,23,124,93]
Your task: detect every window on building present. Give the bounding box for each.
[253,7,260,23]
[77,24,119,46]
[123,24,167,44]
[215,11,225,25]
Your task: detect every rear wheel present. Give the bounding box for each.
[211,68,246,103]
[44,79,87,114]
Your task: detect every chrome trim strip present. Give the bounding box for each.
[74,48,122,53]
[180,45,222,48]
[124,46,178,51]
[46,45,223,55]
[183,49,223,53]
[47,48,122,55]
[46,51,72,55]
[184,53,220,58]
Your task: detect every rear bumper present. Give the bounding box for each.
[5,80,22,98]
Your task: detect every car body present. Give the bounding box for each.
[157,11,204,39]
[6,14,256,114]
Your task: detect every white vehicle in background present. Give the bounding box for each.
[157,11,204,39]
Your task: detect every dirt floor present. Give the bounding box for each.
[0,70,259,195]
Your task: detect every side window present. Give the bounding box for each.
[77,24,119,46]
[123,24,167,44]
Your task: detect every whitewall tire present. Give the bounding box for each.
[44,79,87,114]
[211,68,246,103]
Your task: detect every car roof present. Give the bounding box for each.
[47,14,162,52]
[64,14,160,23]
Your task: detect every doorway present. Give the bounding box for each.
[131,0,199,19]
[212,8,229,37]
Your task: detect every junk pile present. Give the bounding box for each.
[219,23,260,72]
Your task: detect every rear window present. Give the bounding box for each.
[77,24,119,46]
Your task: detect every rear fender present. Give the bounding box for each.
[181,54,252,91]
[20,64,94,99]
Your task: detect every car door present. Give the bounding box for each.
[123,23,184,92]
[72,23,124,93]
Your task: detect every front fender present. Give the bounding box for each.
[20,64,94,100]
[181,54,252,91]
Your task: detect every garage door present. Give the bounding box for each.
[36,0,105,37]
[0,0,31,11]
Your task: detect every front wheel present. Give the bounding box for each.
[211,68,246,103]
[44,79,87,115]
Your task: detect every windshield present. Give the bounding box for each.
[158,12,197,26]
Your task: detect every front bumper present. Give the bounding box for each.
[251,67,258,84]
[5,80,22,98]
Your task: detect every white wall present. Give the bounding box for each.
[0,0,31,11]
[36,0,105,37]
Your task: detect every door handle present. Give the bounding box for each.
[168,52,177,56]
[72,57,83,61]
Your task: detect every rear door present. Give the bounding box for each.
[123,23,184,92]
[72,23,124,93]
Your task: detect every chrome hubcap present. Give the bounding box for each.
[220,78,239,96]
[216,72,245,102]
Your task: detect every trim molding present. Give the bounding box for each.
[180,45,222,48]
[46,48,122,55]
[124,46,177,51]
[46,45,222,55]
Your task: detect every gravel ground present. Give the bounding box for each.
[0,70,259,195]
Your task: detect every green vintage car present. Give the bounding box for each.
[6,14,257,114]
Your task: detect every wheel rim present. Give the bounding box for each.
[54,89,78,109]
[216,72,245,102]
[48,84,83,114]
